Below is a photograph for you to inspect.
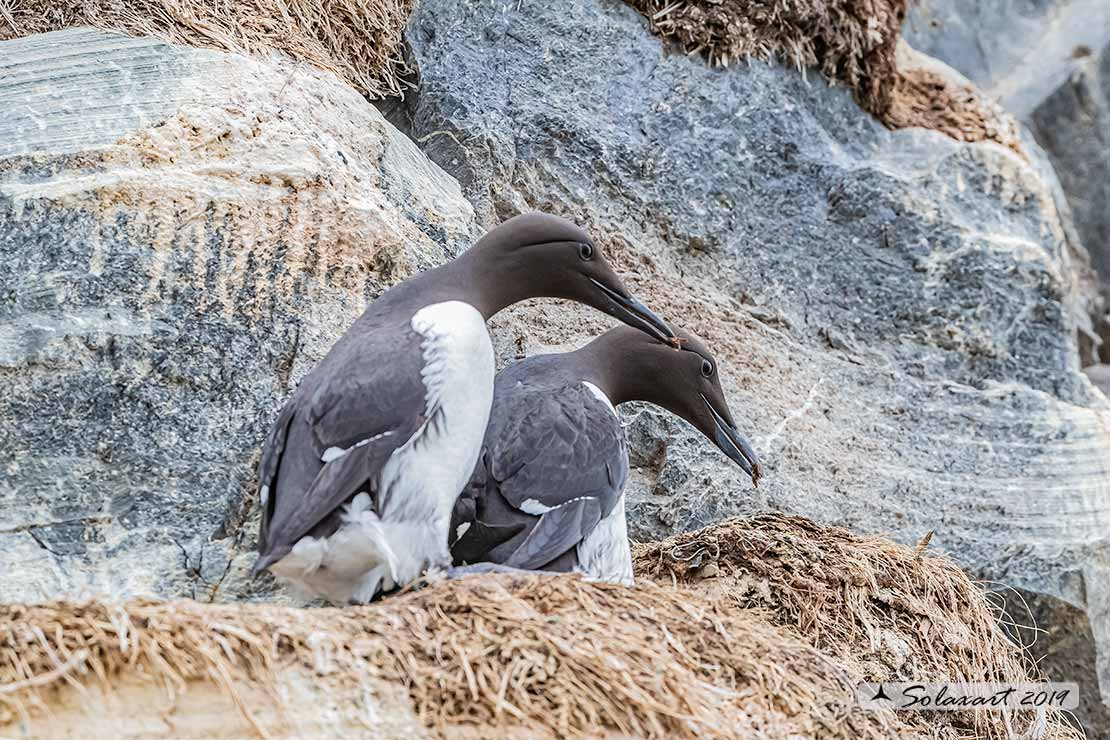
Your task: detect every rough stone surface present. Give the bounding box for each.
[0,28,476,603]
[1031,42,1110,361]
[999,586,1110,738]
[1089,365,1110,398]
[904,0,1110,119]
[907,0,1110,362]
[399,0,1110,705]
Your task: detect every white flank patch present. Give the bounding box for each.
[576,494,633,586]
[259,485,269,507]
[321,447,346,463]
[519,495,596,516]
[321,431,395,463]
[582,381,617,416]
[455,522,471,540]
[519,498,555,515]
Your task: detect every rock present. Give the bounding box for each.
[997,587,1110,738]
[906,0,1110,362]
[400,0,1110,704]
[0,28,476,602]
[1088,365,1110,398]
[904,0,1110,119]
[1031,43,1110,351]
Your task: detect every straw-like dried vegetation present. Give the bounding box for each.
[0,0,412,97]
[0,0,1022,152]
[635,514,1072,739]
[626,0,1023,155]
[0,515,1081,739]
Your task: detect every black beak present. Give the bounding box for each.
[589,278,676,343]
[702,395,762,486]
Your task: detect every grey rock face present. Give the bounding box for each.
[1031,43,1110,360]
[907,0,1110,362]
[998,586,1110,737]
[0,28,476,602]
[401,0,1110,701]
[905,0,1110,119]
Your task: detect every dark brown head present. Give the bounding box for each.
[463,212,675,342]
[580,326,762,485]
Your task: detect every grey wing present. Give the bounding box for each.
[479,383,629,570]
[255,326,428,569]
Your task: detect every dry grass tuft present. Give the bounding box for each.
[625,0,1023,155]
[627,0,907,114]
[886,67,1021,152]
[0,578,891,739]
[634,514,1077,739]
[0,515,1081,739]
[0,0,412,97]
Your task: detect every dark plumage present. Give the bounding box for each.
[253,212,675,603]
[450,326,761,583]
[452,379,628,571]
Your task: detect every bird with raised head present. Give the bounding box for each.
[252,212,675,603]
[449,326,761,584]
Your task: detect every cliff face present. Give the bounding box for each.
[395,0,1110,711]
[2,1,1110,736]
[906,0,1110,356]
[0,28,477,603]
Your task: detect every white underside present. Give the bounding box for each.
[582,380,616,415]
[575,493,634,586]
[271,301,495,603]
[573,382,633,586]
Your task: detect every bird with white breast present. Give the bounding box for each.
[252,212,676,604]
[449,326,761,584]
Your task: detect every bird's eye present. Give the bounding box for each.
[578,242,594,261]
[701,359,714,377]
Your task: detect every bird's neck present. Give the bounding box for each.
[430,248,526,320]
[569,334,647,408]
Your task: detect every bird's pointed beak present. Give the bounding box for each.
[702,395,762,486]
[589,278,676,343]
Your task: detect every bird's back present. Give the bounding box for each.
[450,354,629,574]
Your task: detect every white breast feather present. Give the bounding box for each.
[373,300,495,579]
[582,381,617,416]
[576,496,633,586]
[272,301,495,604]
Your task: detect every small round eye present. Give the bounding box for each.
[701,359,714,377]
[578,242,594,261]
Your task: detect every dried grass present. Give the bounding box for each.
[0,0,1024,151]
[626,0,1024,155]
[0,0,412,97]
[0,579,890,739]
[634,514,1079,739]
[886,67,1022,153]
[1,515,1080,739]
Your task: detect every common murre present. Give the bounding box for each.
[252,212,676,603]
[449,326,760,584]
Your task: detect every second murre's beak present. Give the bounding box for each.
[589,277,676,343]
[702,395,762,486]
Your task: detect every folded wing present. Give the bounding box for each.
[255,326,429,570]
[451,381,628,570]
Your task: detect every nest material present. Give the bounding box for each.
[0,0,412,97]
[0,515,1081,739]
[625,0,1024,155]
[633,514,1075,739]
